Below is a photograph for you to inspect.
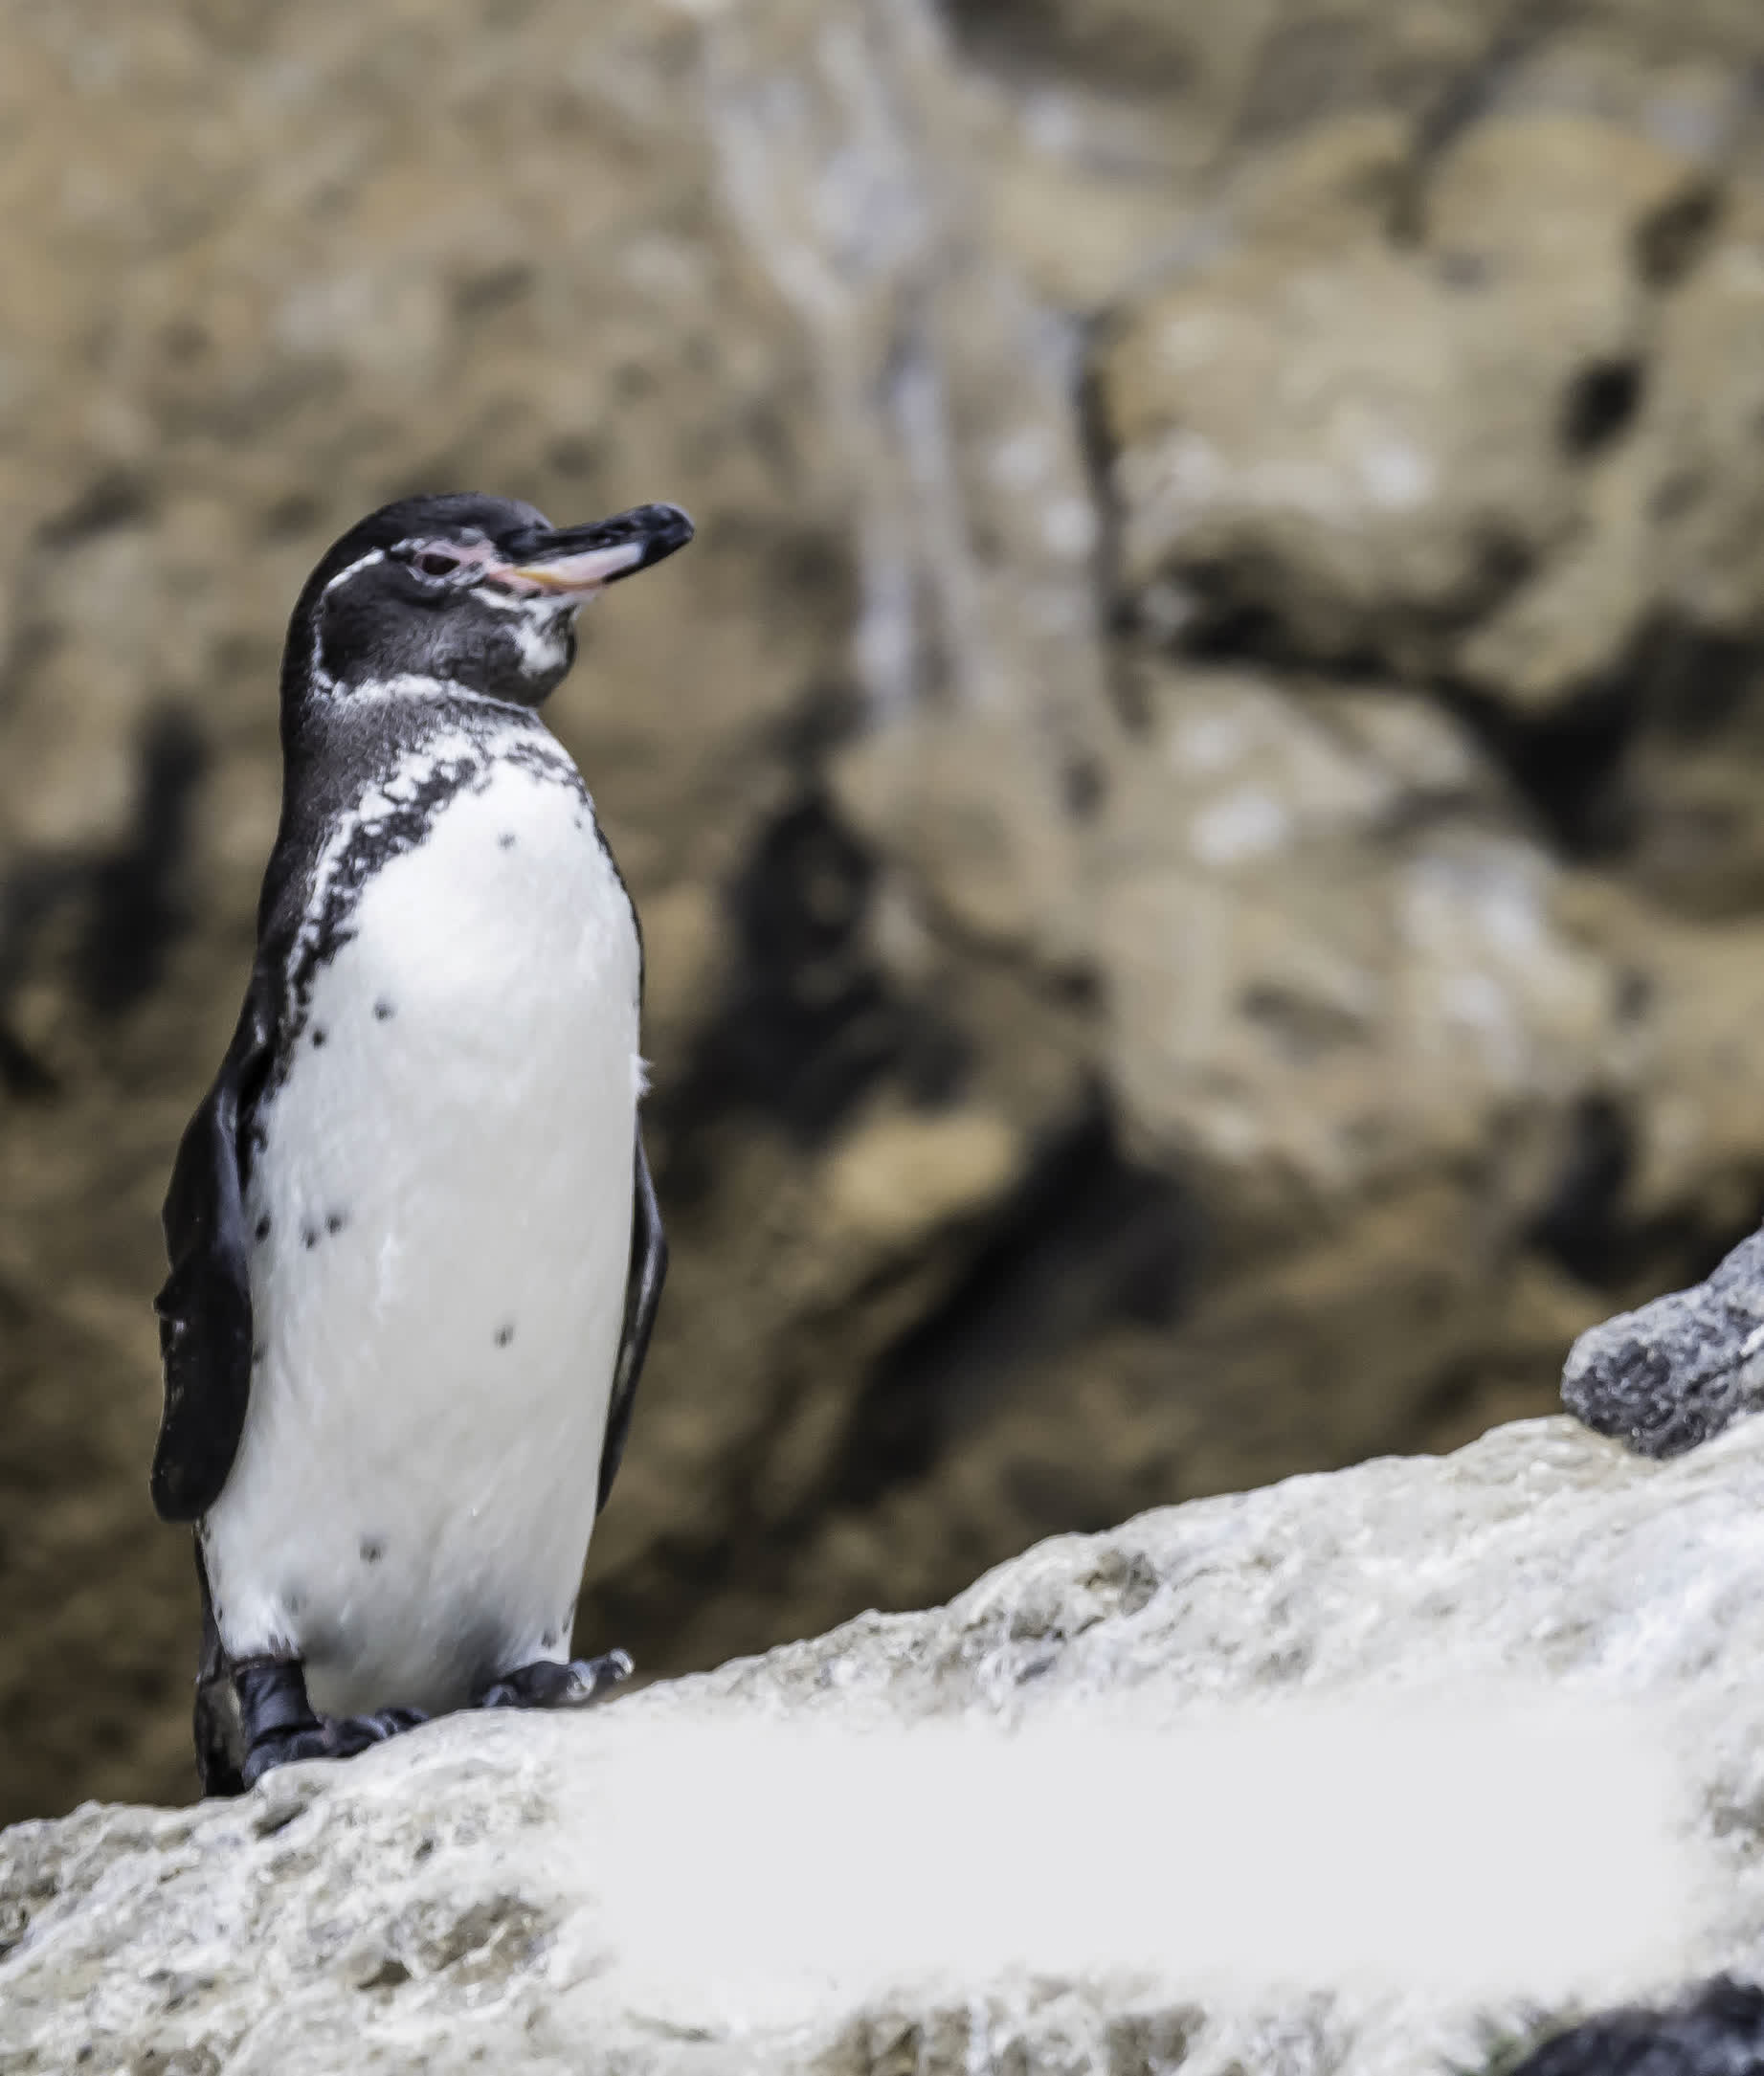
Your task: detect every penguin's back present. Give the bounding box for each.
[201,727,642,1717]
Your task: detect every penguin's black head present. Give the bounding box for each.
[282,492,693,710]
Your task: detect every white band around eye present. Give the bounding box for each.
[310,548,389,690]
[318,547,388,599]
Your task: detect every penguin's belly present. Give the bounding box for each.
[203,759,641,1718]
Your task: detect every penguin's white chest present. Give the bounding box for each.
[202,755,642,1717]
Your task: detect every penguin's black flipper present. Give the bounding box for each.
[595,1130,667,1513]
[150,975,276,1524]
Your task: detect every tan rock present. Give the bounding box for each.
[822,1105,1025,1255]
[1093,662,1614,1229]
[1099,112,1698,687]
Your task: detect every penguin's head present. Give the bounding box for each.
[283,492,694,710]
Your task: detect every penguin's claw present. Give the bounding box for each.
[241,1705,428,1788]
[477,1648,633,1711]
[230,1646,631,1790]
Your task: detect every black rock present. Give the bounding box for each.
[1510,1976,1764,2075]
[1561,1227,1764,1458]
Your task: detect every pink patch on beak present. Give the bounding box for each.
[495,543,647,595]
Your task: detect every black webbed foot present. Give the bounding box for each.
[240,1708,426,1788]
[476,1648,633,1710]
[235,1661,427,1788]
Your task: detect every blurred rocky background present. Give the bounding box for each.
[8,0,1764,1820]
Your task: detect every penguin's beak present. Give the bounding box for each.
[490,502,694,596]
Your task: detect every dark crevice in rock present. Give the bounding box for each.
[768,678,866,779]
[1440,679,1636,857]
[656,792,966,1189]
[0,708,207,1084]
[36,469,153,548]
[0,857,78,997]
[830,1099,1198,1507]
[1532,1088,1764,1310]
[0,855,80,1101]
[1560,356,1645,459]
[77,708,208,1016]
[1164,526,1536,684]
[1530,1093,1634,1284]
[1388,0,1575,244]
[450,262,535,318]
[1461,615,1764,860]
[1166,563,1391,682]
[1634,179,1726,290]
[1117,512,1764,878]
[0,1022,58,1099]
[1625,617,1764,744]
[1443,614,1764,867]
[1074,327,1146,735]
[942,0,1195,97]
[1124,534,1648,861]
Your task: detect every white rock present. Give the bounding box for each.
[4,1414,1763,2073]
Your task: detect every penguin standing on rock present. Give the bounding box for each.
[151,491,692,1794]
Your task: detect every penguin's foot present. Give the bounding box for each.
[240,1708,427,1788]
[477,1648,634,1710]
[234,1660,428,1788]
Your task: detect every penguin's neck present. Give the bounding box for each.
[263,681,585,974]
[281,678,567,804]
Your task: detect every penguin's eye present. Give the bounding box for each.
[416,551,460,578]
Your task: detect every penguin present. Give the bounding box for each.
[150,491,692,1794]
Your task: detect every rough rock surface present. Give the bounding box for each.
[1563,1222,1764,1456]
[20,0,1764,1826]
[6,1411,1764,2073]
[1511,1976,1764,2076]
